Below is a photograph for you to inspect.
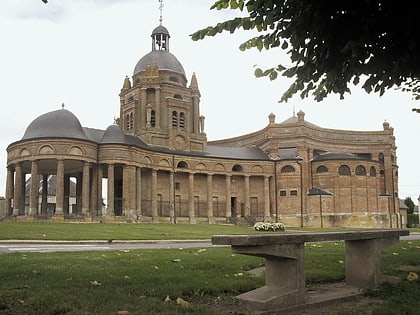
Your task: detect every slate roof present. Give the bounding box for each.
[18,109,269,161]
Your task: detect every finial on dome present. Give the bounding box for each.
[61,103,65,110]
[159,0,164,25]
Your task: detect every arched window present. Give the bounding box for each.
[179,112,185,128]
[174,94,183,99]
[232,164,243,172]
[177,161,188,168]
[281,165,295,173]
[338,165,351,176]
[355,165,366,176]
[172,111,178,127]
[370,166,376,177]
[169,76,179,83]
[316,165,328,173]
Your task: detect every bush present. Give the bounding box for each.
[407,214,419,228]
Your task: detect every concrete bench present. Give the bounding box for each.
[212,229,409,311]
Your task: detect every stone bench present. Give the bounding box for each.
[212,229,409,311]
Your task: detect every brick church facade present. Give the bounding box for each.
[5,24,402,228]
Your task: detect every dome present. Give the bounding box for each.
[133,50,186,77]
[22,109,88,141]
[152,25,169,36]
[101,124,127,144]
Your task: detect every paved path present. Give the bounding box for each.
[0,240,213,254]
[0,234,418,254]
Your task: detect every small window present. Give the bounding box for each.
[290,190,298,196]
[279,190,287,197]
[129,112,134,130]
[175,182,180,190]
[355,165,366,176]
[380,169,385,176]
[316,166,328,173]
[281,165,295,173]
[177,161,188,168]
[338,165,351,176]
[150,110,156,127]
[169,76,179,83]
[232,165,243,172]
[174,94,183,99]
[172,111,178,127]
[370,166,376,177]
[179,112,185,128]
[125,113,130,130]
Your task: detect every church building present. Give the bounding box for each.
[5,22,402,228]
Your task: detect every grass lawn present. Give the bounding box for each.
[0,222,419,314]
[0,222,263,241]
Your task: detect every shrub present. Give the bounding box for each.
[407,214,419,228]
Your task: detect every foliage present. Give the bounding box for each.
[191,0,420,102]
[404,197,415,214]
[408,214,419,228]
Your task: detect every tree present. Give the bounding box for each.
[404,197,415,215]
[191,0,420,103]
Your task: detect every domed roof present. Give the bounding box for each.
[152,25,169,36]
[101,124,127,144]
[133,50,186,77]
[22,109,88,141]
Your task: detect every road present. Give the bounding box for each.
[0,234,418,254]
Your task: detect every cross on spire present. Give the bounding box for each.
[159,0,164,25]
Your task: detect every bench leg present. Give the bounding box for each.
[232,243,305,310]
[345,237,399,288]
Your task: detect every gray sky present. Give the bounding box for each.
[1,0,419,203]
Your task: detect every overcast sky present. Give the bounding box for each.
[1,0,419,203]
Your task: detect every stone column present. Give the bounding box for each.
[188,172,196,223]
[107,164,114,215]
[41,175,48,214]
[90,165,98,216]
[55,159,64,216]
[151,169,158,222]
[264,175,271,221]
[123,165,136,220]
[225,174,231,219]
[63,175,70,215]
[155,88,161,129]
[5,166,14,214]
[207,173,214,223]
[244,175,250,217]
[82,162,90,215]
[169,171,175,223]
[97,166,103,216]
[13,163,23,216]
[76,173,82,214]
[136,167,142,218]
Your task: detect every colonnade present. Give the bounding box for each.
[5,159,272,223]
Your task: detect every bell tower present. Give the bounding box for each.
[118,5,207,152]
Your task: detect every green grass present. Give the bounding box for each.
[0,223,419,314]
[0,240,419,314]
[0,222,263,241]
